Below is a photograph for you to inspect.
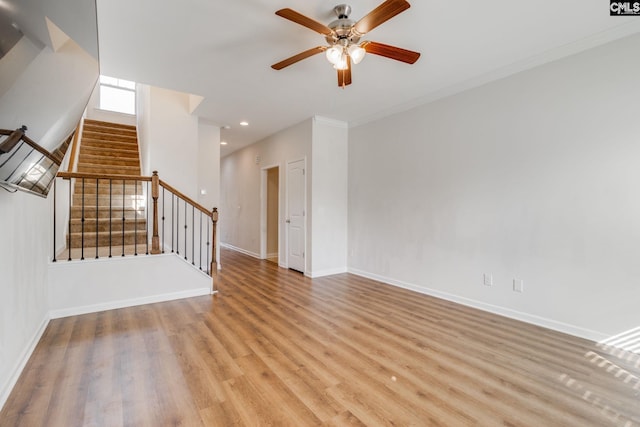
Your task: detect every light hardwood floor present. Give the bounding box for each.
[1,249,639,426]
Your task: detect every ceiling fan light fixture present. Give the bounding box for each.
[348,44,366,64]
[333,52,349,70]
[325,45,343,65]
[272,1,420,87]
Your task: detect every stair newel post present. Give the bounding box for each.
[210,207,218,277]
[151,171,161,254]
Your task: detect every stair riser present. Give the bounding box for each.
[70,220,147,233]
[78,163,140,175]
[83,124,137,135]
[77,166,141,175]
[80,140,138,151]
[77,156,140,167]
[79,146,139,158]
[82,131,137,142]
[72,186,146,196]
[73,194,147,206]
[70,208,144,220]
[68,232,148,248]
[84,119,136,131]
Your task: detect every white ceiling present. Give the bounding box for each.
[96,0,640,157]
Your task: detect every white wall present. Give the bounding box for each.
[48,254,211,318]
[0,191,51,409]
[137,85,199,199]
[348,33,640,341]
[0,36,40,99]
[197,121,221,267]
[197,121,221,211]
[220,119,312,268]
[136,84,152,175]
[0,30,98,409]
[0,37,97,152]
[310,117,348,277]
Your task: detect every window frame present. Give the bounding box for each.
[98,75,136,115]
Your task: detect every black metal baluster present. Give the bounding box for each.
[171,193,174,253]
[134,180,138,256]
[109,180,112,258]
[122,180,125,256]
[145,181,149,255]
[184,202,188,261]
[206,220,210,275]
[81,178,85,260]
[162,187,165,253]
[68,180,72,261]
[176,197,180,256]
[199,211,203,271]
[53,179,57,262]
[191,205,195,265]
[95,179,99,259]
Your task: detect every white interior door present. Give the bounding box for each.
[287,159,305,273]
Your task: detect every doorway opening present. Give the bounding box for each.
[261,165,279,264]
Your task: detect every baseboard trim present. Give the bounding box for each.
[309,267,348,278]
[0,314,50,412]
[348,268,608,343]
[49,288,211,319]
[220,242,260,259]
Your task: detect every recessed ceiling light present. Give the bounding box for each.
[220,141,228,145]
[240,121,249,126]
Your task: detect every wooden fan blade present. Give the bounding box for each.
[353,0,410,35]
[276,8,333,36]
[271,46,326,70]
[362,41,420,64]
[337,56,352,88]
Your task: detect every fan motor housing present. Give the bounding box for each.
[326,4,360,44]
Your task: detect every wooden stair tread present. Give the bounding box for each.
[79,147,139,158]
[79,153,139,161]
[76,166,142,175]
[81,133,138,143]
[69,230,148,237]
[80,140,139,150]
[83,119,137,131]
[74,187,145,196]
[77,163,141,170]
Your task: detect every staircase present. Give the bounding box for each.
[67,119,147,249]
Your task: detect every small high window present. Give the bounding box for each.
[99,75,136,115]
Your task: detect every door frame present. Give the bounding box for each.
[285,157,307,272]
[260,163,281,262]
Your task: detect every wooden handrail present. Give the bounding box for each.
[158,179,211,217]
[66,119,83,172]
[57,171,153,182]
[0,127,61,165]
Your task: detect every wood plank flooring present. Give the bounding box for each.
[2,249,639,426]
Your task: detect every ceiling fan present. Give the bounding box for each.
[271,0,420,88]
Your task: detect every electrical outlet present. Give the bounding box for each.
[483,273,493,287]
[513,279,524,293]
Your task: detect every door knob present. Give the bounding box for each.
[286,219,291,223]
